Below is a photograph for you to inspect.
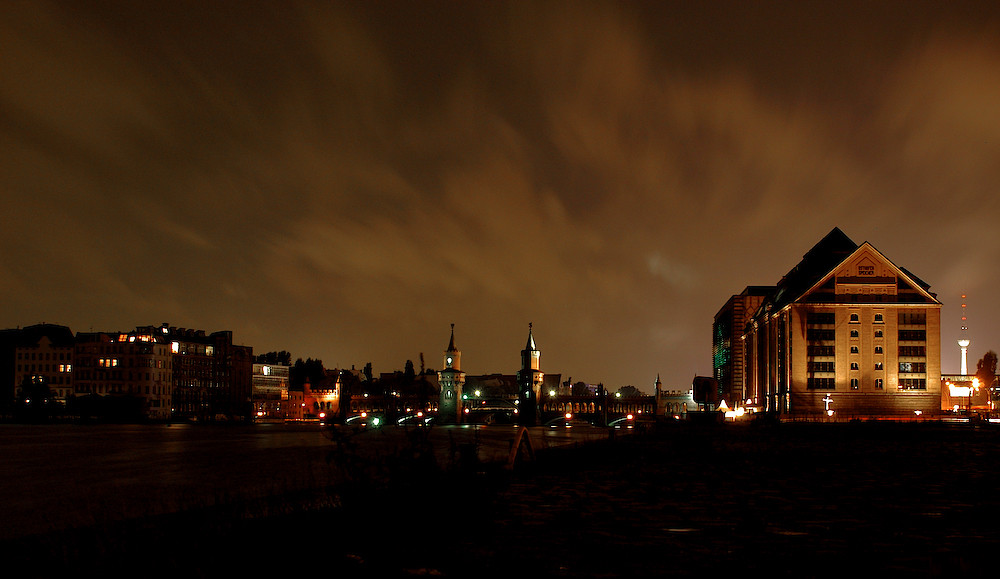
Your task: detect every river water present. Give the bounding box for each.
[5,421,999,576]
[0,423,342,540]
[0,421,612,541]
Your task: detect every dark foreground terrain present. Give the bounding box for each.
[5,420,1000,577]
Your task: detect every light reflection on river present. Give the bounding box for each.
[0,423,336,540]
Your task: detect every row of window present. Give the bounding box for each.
[808,329,926,341]
[849,378,884,390]
[899,312,927,325]
[810,362,925,372]
[22,374,72,385]
[808,377,925,390]
[808,361,835,373]
[808,345,926,357]
[15,364,73,373]
[899,346,926,357]
[849,313,884,323]
[75,384,172,396]
[76,371,167,382]
[807,312,927,325]
[83,358,170,369]
[16,351,71,361]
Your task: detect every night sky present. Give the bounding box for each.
[3,1,999,390]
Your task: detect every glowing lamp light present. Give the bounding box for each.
[464,408,470,414]
[549,390,556,397]
[626,414,634,420]
[827,410,834,417]
[361,412,367,418]
[319,412,326,419]
[474,390,481,397]
[914,410,922,416]
[565,413,573,419]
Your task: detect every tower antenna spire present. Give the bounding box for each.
[958,293,971,375]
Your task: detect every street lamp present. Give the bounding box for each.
[822,393,834,417]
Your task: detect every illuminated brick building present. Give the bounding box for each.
[742,228,942,417]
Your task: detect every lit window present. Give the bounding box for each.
[875,362,883,370]
[875,378,883,389]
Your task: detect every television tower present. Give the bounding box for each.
[958,293,970,375]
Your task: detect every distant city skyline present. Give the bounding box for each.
[3,1,998,389]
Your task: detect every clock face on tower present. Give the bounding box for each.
[446,356,453,367]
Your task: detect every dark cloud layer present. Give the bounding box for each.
[3,1,999,389]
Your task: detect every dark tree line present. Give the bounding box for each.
[978,350,998,399]
[255,350,292,366]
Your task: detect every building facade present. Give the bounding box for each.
[252,362,290,420]
[516,324,544,426]
[437,324,465,424]
[743,228,942,417]
[13,324,76,406]
[148,324,253,420]
[73,330,174,419]
[713,287,771,407]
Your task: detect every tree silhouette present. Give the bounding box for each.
[977,351,998,400]
[256,351,292,366]
[291,358,326,390]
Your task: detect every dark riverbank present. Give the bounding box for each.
[5,420,1000,577]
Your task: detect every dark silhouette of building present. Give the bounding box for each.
[73,329,175,419]
[148,324,253,421]
[713,287,771,407]
[517,324,544,426]
[437,324,465,424]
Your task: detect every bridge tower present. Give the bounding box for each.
[517,323,544,425]
[438,324,466,423]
